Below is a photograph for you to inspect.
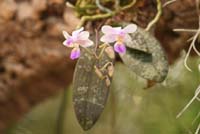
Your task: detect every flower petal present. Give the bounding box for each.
[72,27,84,37]
[114,42,126,54]
[101,25,121,34]
[62,31,70,39]
[70,48,80,60]
[78,31,89,40]
[100,34,117,43]
[63,38,74,47]
[123,24,137,33]
[78,39,94,47]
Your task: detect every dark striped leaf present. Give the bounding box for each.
[73,47,114,130]
[120,27,168,82]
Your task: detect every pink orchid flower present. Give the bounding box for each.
[63,27,94,60]
[100,24,137,54]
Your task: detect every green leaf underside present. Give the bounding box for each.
[73,47,114,130]
[121,27,168,82]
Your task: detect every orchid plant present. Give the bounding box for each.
[61,23,169,131]
[62,24,137,60]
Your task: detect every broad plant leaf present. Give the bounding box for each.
[120,27,168,82]
[73,47,114,130]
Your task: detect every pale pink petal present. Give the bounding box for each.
[114,42,126,54]
[62,31,70,39]
[70,48,80,60]
[77,31,89,40]
[63,39,74,47]
[101,25,121,34]
[83,39,94,47]
[78,39,94,47]
[123,24,137,33]
[100,34,117,43]
[72,27,84,37]
[112,27,122,34]
[101,25,114,34]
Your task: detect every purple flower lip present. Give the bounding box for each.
[66,38,73,46]
[70,48,80,60]
[114,42,126,54]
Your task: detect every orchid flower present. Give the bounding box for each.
[62,27,94,60]
[100,24,137,54]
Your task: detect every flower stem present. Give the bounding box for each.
[95,29,99,53]
[95,44,107,59]
[100,62,113,71]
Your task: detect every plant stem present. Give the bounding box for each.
[95,29,99,53]
[77,13,115,28]
[77,0,137,28]
[176,85,200,118]
[145,0,162,31]
[95,44,107,59]
[100,62,113,71]
[95,0,112,13]
[163,0,177,7]
[120,0,137,11]
[173,29,198,33]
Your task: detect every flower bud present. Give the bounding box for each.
[105,46,115,59]
[107,65,114,77]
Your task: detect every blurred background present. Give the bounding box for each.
[0,0,199,134]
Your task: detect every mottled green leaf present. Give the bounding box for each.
[73,47,114,130]
[120,27,168,82]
